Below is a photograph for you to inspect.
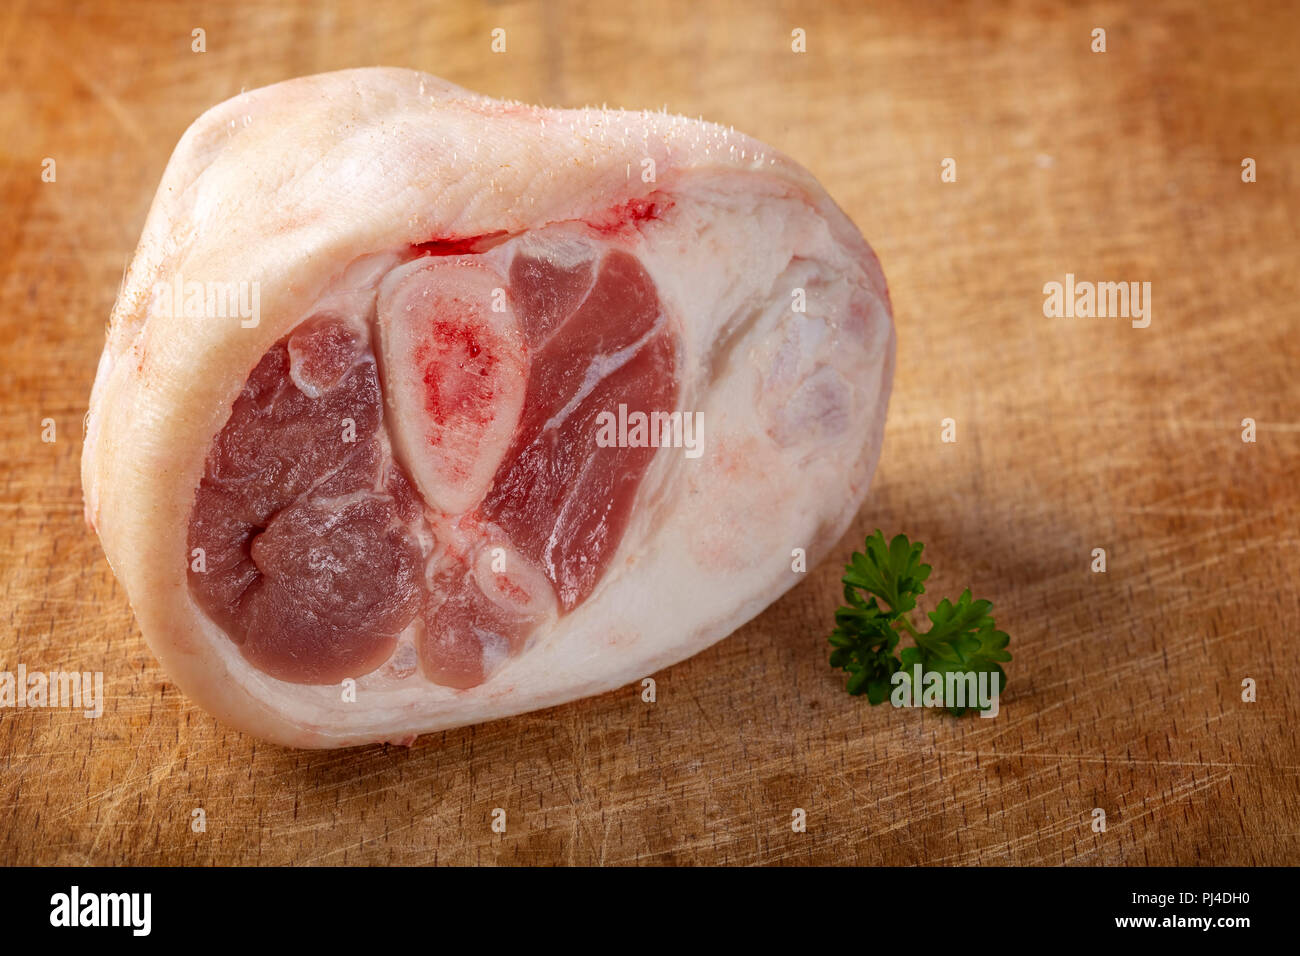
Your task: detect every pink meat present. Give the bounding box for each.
[483,248,677,610]
[187,234,680,687]
[187,328,425,684]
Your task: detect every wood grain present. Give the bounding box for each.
[1,0,1297,865]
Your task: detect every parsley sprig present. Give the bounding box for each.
[827,531,1011,713]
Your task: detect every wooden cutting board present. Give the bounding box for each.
[2,0,1296,866]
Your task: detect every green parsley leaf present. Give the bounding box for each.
[828,532,1011,715]
[841,530,930,615]
[829,602,900,704]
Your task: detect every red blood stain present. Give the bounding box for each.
[584,197,671,236]
[409,231,510,256]
[493,574,531,604]
[415,321,499,441]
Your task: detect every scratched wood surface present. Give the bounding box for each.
[1,0,1297,866]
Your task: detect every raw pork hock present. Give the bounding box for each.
[82,68,894,748]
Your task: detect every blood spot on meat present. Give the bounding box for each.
[410,232,510,256]
[583,197,670,237]
[415,319,500,436]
